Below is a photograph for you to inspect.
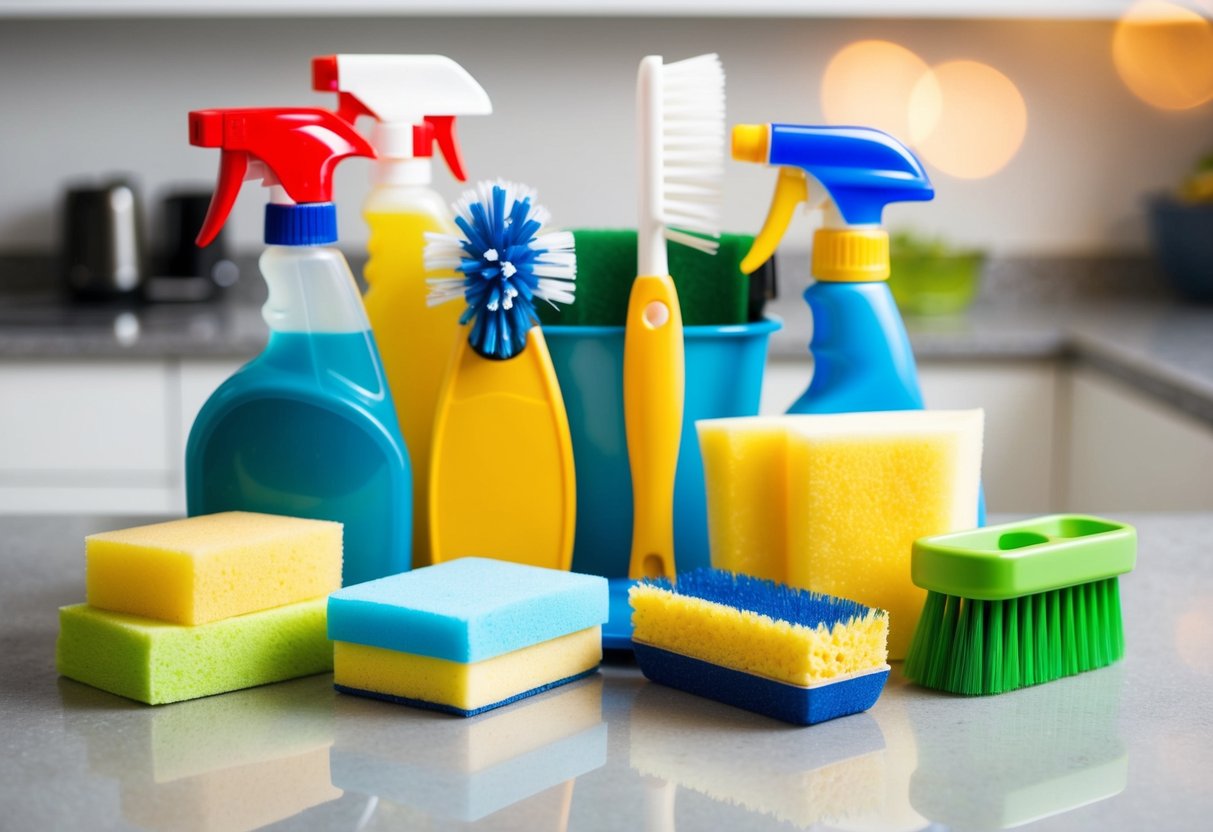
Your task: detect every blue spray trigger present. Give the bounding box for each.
[767,124,934,226]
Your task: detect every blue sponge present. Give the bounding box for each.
[328,557,608,662]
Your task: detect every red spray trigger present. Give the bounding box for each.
[188,108,376,247]
[425,115,467,182]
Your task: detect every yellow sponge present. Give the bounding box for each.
[333,627,602,715]
[698,411,982,658]
[629,584,886,687]
[86,512,342,626]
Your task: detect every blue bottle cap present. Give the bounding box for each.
[264,203,338,246]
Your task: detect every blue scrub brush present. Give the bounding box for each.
[425,180,576,359]
[630,569,890,725]
[424,181,579,571]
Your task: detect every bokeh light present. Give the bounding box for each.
[908,60,1027,180]
[1113,0,1213,110]
[821,40,934,140]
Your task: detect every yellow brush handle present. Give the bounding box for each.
[429,329,577,571]
[624,273,684,580]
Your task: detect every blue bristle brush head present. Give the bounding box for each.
[630,568,891,726]
[425,181,577,360]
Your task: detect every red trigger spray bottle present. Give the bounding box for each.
[185,108,412,586]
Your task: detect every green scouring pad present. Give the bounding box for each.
[57,598,332,705]
[538,230,768,327]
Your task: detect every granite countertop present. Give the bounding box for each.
[1,513,1211,831]
[3,253,1212,425]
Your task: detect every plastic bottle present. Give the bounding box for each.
[185,108,412,586]
[733,124,933,413]
[734,123,986,522]
[312,54,491,567]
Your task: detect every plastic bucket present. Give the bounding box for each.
[544,317,780,578]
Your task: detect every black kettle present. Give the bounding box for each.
[61,179,147,299]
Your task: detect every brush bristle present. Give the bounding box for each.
[648,568,877,631]
[658,53,725,256]
[630,568,888,688]
[904,577,1125,695]
[424,180,576,359]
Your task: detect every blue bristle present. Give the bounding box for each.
[642,568,883,630]
[424,181,577,360]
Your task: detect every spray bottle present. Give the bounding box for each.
[734,122,985,523]
[185,108,412,586]
[733,123,933,413]
[312,54,491,568]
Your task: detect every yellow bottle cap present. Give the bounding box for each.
[731,124,768,164]
[812,228,890,282]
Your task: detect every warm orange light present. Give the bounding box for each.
[908,60,1027,180]
[1113,0,1213,110]
[821,40,933,141]
[1176,603,1213,674]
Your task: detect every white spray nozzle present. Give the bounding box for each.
[315,54,492,161]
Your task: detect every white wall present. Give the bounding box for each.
[1,15,1211,256]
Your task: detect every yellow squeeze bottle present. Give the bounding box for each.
[313,55,492,567]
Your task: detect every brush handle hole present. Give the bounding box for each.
[643,301,670,328]
[998,531,1049,550]
[642,553,667,578]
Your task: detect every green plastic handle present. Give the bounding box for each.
[911,514,1137,600]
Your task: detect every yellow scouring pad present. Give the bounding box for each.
[86,512,342,626]
[630,569,889,725]
[698,410,983,658]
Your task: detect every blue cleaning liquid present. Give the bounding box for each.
[789,281,923,414]
[790,281,986,524]
[186,330,412,586]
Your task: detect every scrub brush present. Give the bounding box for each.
[904,514,1137,695]
[630,569,890,725]
[424,181,578,570]
[426,180,576,359]
[625,52,725,581]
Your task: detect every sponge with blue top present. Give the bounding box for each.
[329,557,609,717]
[630,569,889,725]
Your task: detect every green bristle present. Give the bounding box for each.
[537,229,754,327]
[904,577,1126,696]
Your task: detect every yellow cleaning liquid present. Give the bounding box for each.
[363,189,463,568]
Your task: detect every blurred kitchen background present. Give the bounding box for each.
[1,0,1212,516]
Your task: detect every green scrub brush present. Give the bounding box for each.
[904,514,1136,695]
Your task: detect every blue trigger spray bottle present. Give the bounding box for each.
[733,123,985,522]
[185,108,412,585]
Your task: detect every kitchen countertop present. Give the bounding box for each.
[2,513,1211,831]
[3,257,1213,426]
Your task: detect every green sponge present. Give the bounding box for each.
[538,230,760,327]
[57,599,332,705]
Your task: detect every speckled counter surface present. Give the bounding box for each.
[3,258,1213,425]
[1,513,1211,832]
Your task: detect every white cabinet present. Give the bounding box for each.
[0,360,176,513]
[3,353,1212,515]
[1062,366,1213,512]
[0,357,248,515]
[762,358,1060,514]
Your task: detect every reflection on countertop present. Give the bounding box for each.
[3,514,1212,831]
[60,675,342,832]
